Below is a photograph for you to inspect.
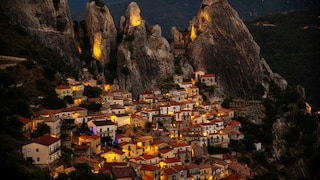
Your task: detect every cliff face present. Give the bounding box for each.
[85,1,117,68]
[187,0,263,97]
[115,2,175,97]
[0,0,80,67]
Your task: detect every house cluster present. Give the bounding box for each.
[20,70,252,179]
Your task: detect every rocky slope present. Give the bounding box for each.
[115,2,175,97]
[85,1,117,69]
[187,0,265,98]
[0,0,81,68]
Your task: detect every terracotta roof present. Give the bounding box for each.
[141,164,159,171]
[163,157,181,164]
[59,106,86,112]
[163,167,177,175]
[159,147,173,154]
[55,85,70,89]
[116,134,130,139]
[142,175,153,180]
[164,165,185,175]
[92,120,115,126]
[186,163,199,170]
[32,109,61,117]
[141,154,156,160]
[218,108,233,113]
[76,156,99,163]
[200,74,215,77]
[73,144,90,151]
[18,117,31,125]
[172,142,190,147]
[32,134,60,146]
[110,166,137,178]
[227,120,241,127]
[109,148,125,155]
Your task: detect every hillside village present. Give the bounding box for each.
[19,68,262,180]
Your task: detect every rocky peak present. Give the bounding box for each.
[115,2,174,97]
[85,0,117,78]
[118,2,142,34]
[187,0,264,98]
[0,0,80,67]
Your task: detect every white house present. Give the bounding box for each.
[200,74,217,86]
[199,122,216,136]
[22,135,61,167]
[32,117,61,138]
[88,120,117,143]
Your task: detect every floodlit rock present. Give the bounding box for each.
[0,0,80,68]
[115,2,175,97]
[188,0,264,98]
[86,1,117,66]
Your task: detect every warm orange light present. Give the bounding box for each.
[137,142,142,147]
[191,78,196,85]
[190,25,197,41]
[93,33,102,60]
[78,45,82,54]
[201,11,210,22]
[130,15,141,27]
[104,84,111,91]
[74,99,81,105]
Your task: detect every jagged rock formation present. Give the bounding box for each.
[170,27,194,79]
[170,27,184,45]
[0,0,80,67]
[85,1,117,68]
[115,2,175,97]
[187,0,264,98]
[261,58,287,91]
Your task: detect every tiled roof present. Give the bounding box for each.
[163,157,181,164]
[141,164,159,171]
[110,166,136,178]
[59,106,86,112]
[109,148,125,155]
[32,109,61,117]
[159,147,173,154]
[32,134,60,146]
[55,85,70,89]
[92,120,115,126]
[76,156,99,163]
[200,74,215,77]
[18,116,31,125]
[172,142,190,147]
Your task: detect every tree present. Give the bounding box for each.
[42,94,66,109]
[64,95,74,104]
[79,102,102,112]
[221,98,231,108]
[33,123,51,137]
[83,86,102,98]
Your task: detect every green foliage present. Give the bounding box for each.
[246,9,320,106]
[160,83,179,94]
[42,94,66,109]
[64,95,74,104]
[0,115,23,138]
[83,86,102,98]
[221,98,231,108]
[33,123,51,137]
[230,140,246,153]
[207,145,230,154]
[80,101,102,112]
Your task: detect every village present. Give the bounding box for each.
[19,69,262,180]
